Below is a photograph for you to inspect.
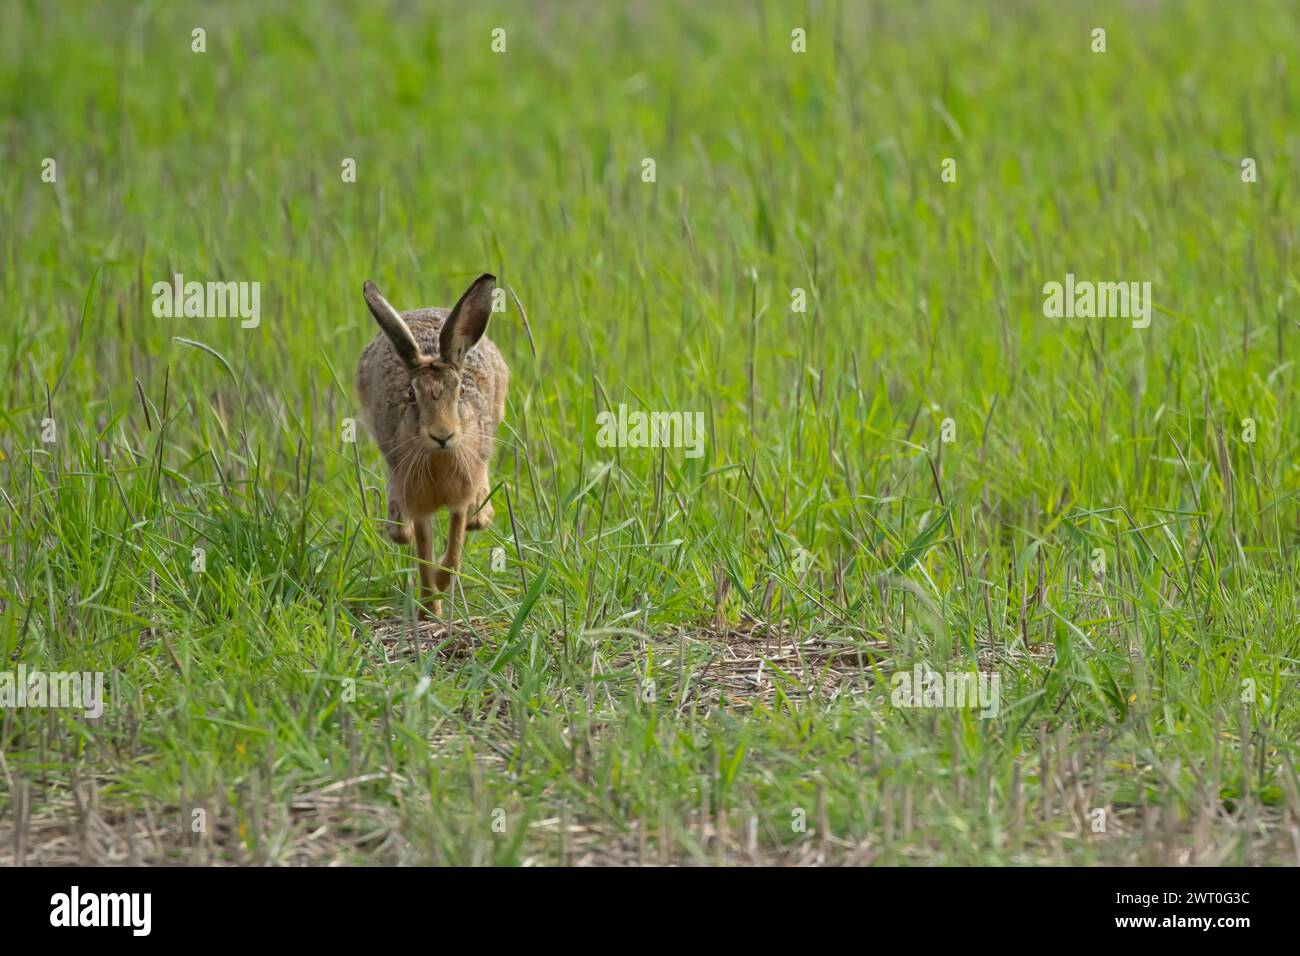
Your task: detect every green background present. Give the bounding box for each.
[1,0,1297,864]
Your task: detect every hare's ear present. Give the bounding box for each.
[363,281,424,369]
[440,274,495,368]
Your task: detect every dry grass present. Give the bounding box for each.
[4,619,1295,866]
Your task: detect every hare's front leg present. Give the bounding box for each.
[433,508,467,592]
[466,472,494,531]
[385,481,414,544]
[412,518,442,617]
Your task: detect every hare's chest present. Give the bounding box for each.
[400,465,475,516]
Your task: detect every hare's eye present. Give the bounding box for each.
[458,384,466,399]
[406,385,416,402]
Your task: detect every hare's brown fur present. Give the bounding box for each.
[355,276,508,615]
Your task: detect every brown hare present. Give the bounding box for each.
[356,274,509,615]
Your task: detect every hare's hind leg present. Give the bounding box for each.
[412,518,442,617]
[433,508,467,592]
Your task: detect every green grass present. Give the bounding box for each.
[1,0,1299,864]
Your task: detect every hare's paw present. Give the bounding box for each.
[433,566,454,591]
[386,496,413,543]
[466,499,494,531]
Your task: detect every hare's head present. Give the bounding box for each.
[362,274,496,453]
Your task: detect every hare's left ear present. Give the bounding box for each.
[440,274,495,368]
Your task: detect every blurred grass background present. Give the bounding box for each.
[0,0,1298,863]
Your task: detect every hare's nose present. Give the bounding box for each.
[428,430,455,448]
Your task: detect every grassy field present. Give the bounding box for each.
[2,0,1299,865]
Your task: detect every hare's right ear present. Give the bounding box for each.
[363,281,424,369]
